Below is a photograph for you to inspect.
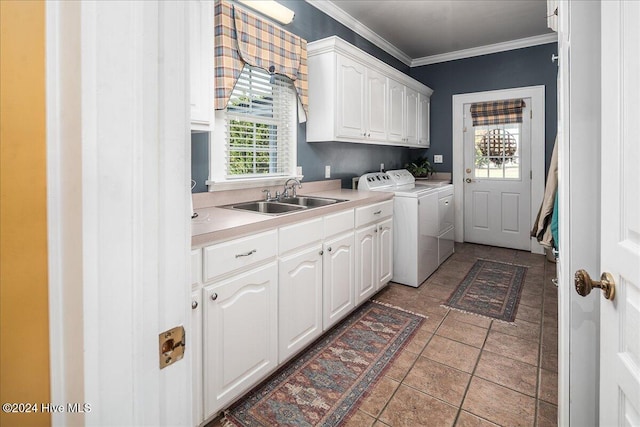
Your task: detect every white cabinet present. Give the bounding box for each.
[322,231,355,330]
[405,87,419,145]
[336,55,366,139]
[278,219,324,363]
[189,0,213,131]
[307,36,432,147]
[203,262,278,418]
[335,56,387,142]
[355,202,394,305]
[418,93,431,147]
[365,68,388,140]
[388,79,405,143]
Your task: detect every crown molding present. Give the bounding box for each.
[411,33,558,67]
[305,0,413,66]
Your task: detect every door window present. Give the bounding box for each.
[473,123,521,180]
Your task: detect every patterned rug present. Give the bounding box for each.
[224,301,424,426]
[444,259,527,322]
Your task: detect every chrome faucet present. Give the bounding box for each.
[283,178,302,198]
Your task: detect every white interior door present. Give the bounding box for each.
[463,101,531,250]
[599,1,640,424]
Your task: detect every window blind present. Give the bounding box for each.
[225,65,293,178]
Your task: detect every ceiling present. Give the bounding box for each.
[307,0,557,66]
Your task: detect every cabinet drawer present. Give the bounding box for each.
[279,218,323,254]
[324,209,354,238]
[203,230,277,282]
[191,249,202,290]
[355,200,393,228]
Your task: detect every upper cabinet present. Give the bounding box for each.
[307,36,433,148]
[189,0,214,131]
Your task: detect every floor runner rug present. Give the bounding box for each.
[444,259,527,323]
[224,301,424,426]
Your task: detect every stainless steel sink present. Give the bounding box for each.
[278,196,347,207]
[227,201,306,215]
[223,196,347,215]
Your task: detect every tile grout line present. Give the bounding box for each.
[370,307,449,426]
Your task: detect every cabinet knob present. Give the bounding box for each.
[210,293,218,301]
[328,247,332,252]
[319,250,324,255]
[191,300,198,309]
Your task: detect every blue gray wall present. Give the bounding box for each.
[191,2,558,191]
[410,43,558,175]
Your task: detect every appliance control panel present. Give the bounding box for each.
[357,172,393,191]
[386,169,415,186]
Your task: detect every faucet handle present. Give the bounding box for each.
[262,189,271,201]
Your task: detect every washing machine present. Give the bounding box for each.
[358,169,453,287]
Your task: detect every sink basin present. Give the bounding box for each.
[279,196,347,207]
[223,196,347,215]
[226,201,306,215]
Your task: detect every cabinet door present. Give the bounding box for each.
[377,218,394,289]
[278,246,323,363]
[388,79,405,143]
[366,69,387,141]
[355,224,377,305]
[189,0,213,130]
[191,290,203,425]
[323,232,355,330]
[336,55,365,139]
[418,93,430,147]
[405,87,419,145]
[203,262,278,418]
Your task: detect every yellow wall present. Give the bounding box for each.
[0,1,51,426]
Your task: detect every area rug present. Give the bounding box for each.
[444,259,527,323]
[223,301,424,426]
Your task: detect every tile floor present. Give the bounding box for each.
[209,242,558,427]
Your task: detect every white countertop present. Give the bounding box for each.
[191,187,393,248]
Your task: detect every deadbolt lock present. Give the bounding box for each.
[159,326,185,369]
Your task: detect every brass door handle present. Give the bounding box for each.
[574,269,615,300]
[465,178,473,183]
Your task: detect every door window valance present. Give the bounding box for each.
[470,98,526,126]
[214,0,308,120]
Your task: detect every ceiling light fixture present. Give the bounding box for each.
[236,0,295,25]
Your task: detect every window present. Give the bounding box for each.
[210,64,297,186]
[473,123,522,179]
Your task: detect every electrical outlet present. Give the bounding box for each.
[380,163,385,171]
[325,165,331,178]
[433,155,443,164]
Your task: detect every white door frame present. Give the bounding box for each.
[556,1,602,426]
[452,86,545,254]
[46,2,192,426]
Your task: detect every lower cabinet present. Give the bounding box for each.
[355,217,393,305]
[278,245,323,363]
[202,262,278,419]
[195,202,392,423]
[322,231,355,330]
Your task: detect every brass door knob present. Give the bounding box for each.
[574,269,615,300]
[465,178,472,183]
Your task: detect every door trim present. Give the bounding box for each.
[452,85,545,253]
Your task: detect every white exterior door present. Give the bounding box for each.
[463,101,531,250]
[599,1,640,424]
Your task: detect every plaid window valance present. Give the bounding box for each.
[214,0,308,121]
[470,99,526,126]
